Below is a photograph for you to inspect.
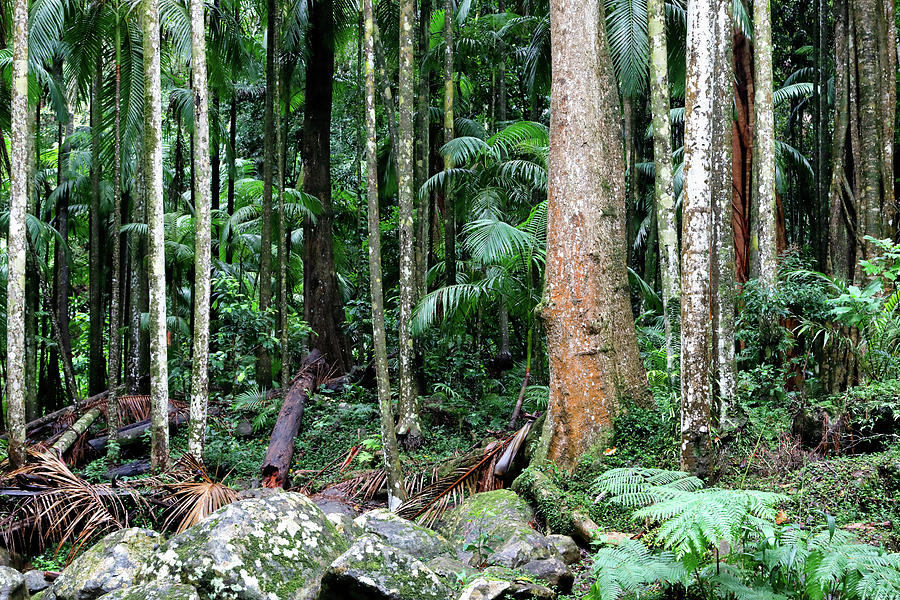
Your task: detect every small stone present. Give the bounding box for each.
[425,555,471,585]
[0,566,27,600]
[457,577,510,600]
[235,420,254,438]
[24,570,50,593]
[546,535,580,565]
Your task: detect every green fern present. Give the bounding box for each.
[585,539,686,600]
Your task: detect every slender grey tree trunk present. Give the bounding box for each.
[89,65,106,396]
[364,0,406,507]
[259,0,277,389]
[537,0,650,470]
[414,0,431,299]
[752,0,777,287]
[443,0,456,286]
[277,11,290,389]
[188,0,212,459]
[108,20,125,463]
[6,0,29,467]
[648,0,679,370]
[142,0,171,471]
[681,0,732,476]
[396,0,422,449]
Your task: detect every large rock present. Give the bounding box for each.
[24,570,50,594]
[545,535,579,565]
[519,558,572,592]
[98,582,199,600]
[0,567,27,600]
[457,576,555,600]
[139,492,346,600]
[424,555,471,587]
[353,509,453,561]
[43,528,162,600]
[438,491,553,568]
[318,534,452,600]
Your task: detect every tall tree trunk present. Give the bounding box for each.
[732,28,754,283]
[442,0,456,286]
[302,0,347,372]
[259,0,276,389]
[189,0,212,459]
[54,87,75,407]
[537,0,650,470]
[226,93,237,264]
[648,0,679,370]
[6,0,29,467]
[829,0,895,281]
[108,20,125,463]
[127,159,149,395]
[25,105,38,423]
[396,0,422,449]
[277,16,290,389]
[142,0,171,471]
[90,65,106,396]
[752,0,777,286]
[415,0,431,299]
[364,0,406,507]
[681,0,732,476]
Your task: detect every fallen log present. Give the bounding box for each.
[261,350,324,489]
[512,467,601,545]
[50,408,102,456]
[86,405,190,454]
[107,459,151,479]
[0,391,109,442]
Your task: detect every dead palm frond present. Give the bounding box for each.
[395,433,517,527]
[156,454,239,533]
[2,449,139,558]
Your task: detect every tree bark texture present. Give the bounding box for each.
[89,65,106,396]
[364,0,406,505]
[6,0,29,467]
[189,0,212,459]
[442,0,456,286]
[258,0,277,389]
[302,0,348,373]
[752,0,778,287]
[142,0,171,471]
[538,0,650,470]
[681,0,732,476]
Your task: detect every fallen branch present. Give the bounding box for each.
[512,467,600,545]
[260,350,324,489]
[51,408,102,456]
[86,404,190,454]
[0,391,109,442]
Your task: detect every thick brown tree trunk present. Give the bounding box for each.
[302,0,348,373]
[537,0,650,470]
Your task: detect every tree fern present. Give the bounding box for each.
[586,539,687,600]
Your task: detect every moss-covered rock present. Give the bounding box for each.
[97,582,199,600]
[43,528,162,600]
[318,534,452,600]
[545,535,579,565]
[0,566,27,600]
[424,555,471,588]
[353,509,453,561]
[138,492,346,600]
[437,490,556,568]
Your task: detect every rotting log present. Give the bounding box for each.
[50,408,102,456]
[0,391,110,442]
[512,467,600,545]
[107,459,151,479]
[86,404,190,454]
[261,350,324,489]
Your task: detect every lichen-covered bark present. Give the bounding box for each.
[127,160,150,395]
[538,0,650,470]
[6,0,29,468]
[442,0,456,286]
[364,0,406,506]
[647,0,679,370]
[681,0,732,476]
[188,0,212,459]
[108,24,125,463]
[415,0,431,300]
[396,0,422,448]
[753,0,777,287]
[142,0,170,471]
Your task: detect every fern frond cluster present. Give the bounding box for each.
[588,468,900,600]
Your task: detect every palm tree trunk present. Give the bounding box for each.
[396,0,422,449]
[142,0,171,471]
[752,0,777,287]
[6,0,29,467]
[442,0,456,286]
[259,0,277,389]
[89,64,106,396]
[226,93,237,264]
[537,0,650,470]
[107,19,125,463]
[648,0,679,371]
[189,0,212,459]
[364,0,406,506]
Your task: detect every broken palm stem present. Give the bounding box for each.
[51,408,102,456]
[508,325,533,427]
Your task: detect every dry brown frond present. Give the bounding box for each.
[157,454,239,533]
